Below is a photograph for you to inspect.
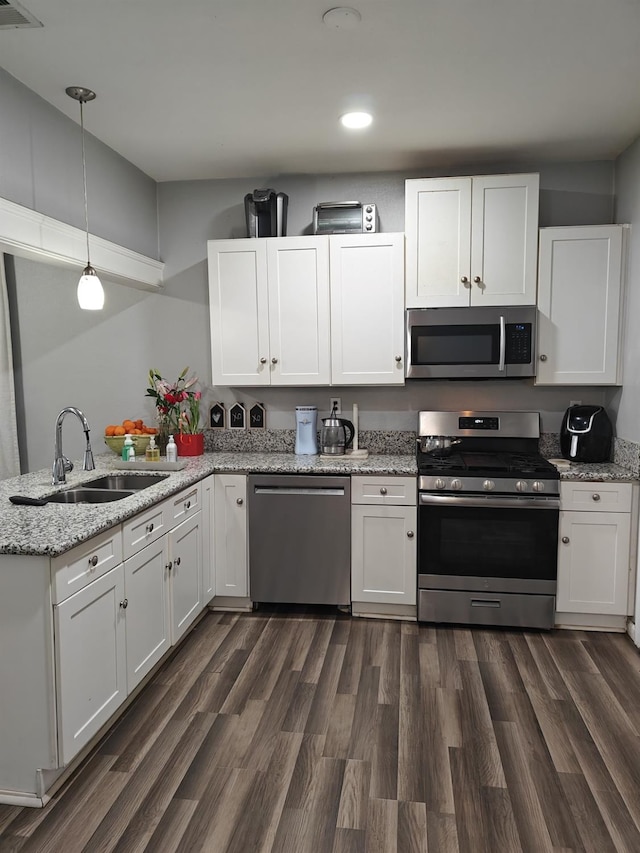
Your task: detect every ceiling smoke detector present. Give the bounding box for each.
[322,7,362,29]
[0,0,42,29]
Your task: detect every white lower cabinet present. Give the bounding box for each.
[214,474,248,597]
[351,476,417,608]
[169,511,203,642]
[54,565,127,766]
[201,474,215,603]
[556,481,636,625]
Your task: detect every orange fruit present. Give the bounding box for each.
[114,426,126,436]
[122,420,136,431]
[105,425,117,436]
[135,419,143,429]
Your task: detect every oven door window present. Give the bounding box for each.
[419,503,558,580]
[411,323,500,365]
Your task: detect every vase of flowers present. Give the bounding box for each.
[146,367,204,456]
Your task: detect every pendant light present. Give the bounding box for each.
[65,86,105,310]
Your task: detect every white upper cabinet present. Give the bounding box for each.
[536,225,626,386]
[330,232,405,385]
[208,237,330,386]
[405,174,539,308]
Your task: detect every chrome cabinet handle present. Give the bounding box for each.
[562,536,570,544]
[146,522,154,534]
[473,276,481,284]
[272,357,278,364]
[236,497,244,505]
[395,355,402,363]
[260,357,267,364]
[174,556,181,566]
[119,598,128,609]
[380,487,387,495]
[592,493,601,501]
[88,555,98,568]
[185,500,191,510]
[461,276,470,286]
[166,561,173,571]
[407,531,414,539]
[539,354,548,362]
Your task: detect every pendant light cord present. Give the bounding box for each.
[80,98,91,266]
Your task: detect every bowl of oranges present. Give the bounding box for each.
[104,420,157,456]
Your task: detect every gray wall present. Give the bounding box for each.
[610,136,640,442]
[0,69,158,259]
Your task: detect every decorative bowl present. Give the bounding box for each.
[104,434,152,456]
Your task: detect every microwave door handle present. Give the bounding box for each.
[498,315,506,372]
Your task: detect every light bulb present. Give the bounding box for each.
[340,112,373,129]
[77,265,105,310]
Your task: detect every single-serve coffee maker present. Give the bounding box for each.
[295,406,318,455]
[244,188,288,238]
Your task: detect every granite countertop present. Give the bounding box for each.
[548,458,638,483]
[0,452,417,557]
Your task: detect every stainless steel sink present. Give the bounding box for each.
[47,488,135,504]
[82,474,169,491]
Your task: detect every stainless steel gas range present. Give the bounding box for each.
[417,411,560,630]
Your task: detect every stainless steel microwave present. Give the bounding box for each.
[406,306,537,379]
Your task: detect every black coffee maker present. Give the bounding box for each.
[244,188,288,238]
[560,405,613,462]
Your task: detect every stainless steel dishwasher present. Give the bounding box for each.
[248,473,351,606]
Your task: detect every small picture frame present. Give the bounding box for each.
[249,403,266,430]
[229,403,246,430]
[209,402,226,429]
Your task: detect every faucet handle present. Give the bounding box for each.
[63,456,74,474]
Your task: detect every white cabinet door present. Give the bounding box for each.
[168,511,203,643]
[470,174,539,306]
[536,225,625,385]
[557,510,631,616]
[266,236,331,385]
[405,177,472,308]
[351,505,417,605]
[405,174,539,308]
[124,538,171,692]
[208,239,270,386]
[330,233,405,385]
[54,566,127,765]
[214,474,248,597]
[201,474,215,604]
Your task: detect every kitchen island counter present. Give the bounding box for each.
[0,452,417,557]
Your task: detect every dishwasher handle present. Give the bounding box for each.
[254,485,345,496]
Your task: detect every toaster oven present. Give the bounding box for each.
[313,201,378,235]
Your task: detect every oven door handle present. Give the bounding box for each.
[498,314,506,372]
[419,494,560,510]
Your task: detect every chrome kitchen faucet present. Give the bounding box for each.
[52,407,96,485]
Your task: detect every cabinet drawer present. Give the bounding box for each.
[351,475,416,506]
[560,481,632,513]
[169,483,201,524]
[123,500,171,559]
[52,526,123,605]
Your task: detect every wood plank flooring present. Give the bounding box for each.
[2,608,640,852]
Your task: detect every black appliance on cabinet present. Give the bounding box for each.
[244,188,288,238]
[560,405,613,463]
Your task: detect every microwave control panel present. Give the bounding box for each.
[505,323,532,364]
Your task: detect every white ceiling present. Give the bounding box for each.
[1,0,640,183]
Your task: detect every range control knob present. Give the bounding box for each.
[435,478,446,490]
[483,479,495,491]
[450,478,463,491]
[515,480,528,493]
[532,481,545,493]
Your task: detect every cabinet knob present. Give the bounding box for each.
[473,276,481,284]
[272,357,278,364]
[592,493,601,502]
[539,354,548,362]
[185,500,191,510]
[88,555,98,568]
[562,536,570,544]
[174,556,181,566]
[260,357,267,364]
[236,497,244,505]
[166,561,173,571]
[395,355,402,363]
[461,276,470,286]
[407,531,414,539]
[380,487,387,495]
[119,598,128,609]
[146,522,154,534]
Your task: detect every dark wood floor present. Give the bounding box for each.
[2,609,640,852]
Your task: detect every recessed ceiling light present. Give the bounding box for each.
[322,7,362,29]
[340,111,373,129]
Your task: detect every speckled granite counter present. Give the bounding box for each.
[0,452,416,557]
[550,460,638,483]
